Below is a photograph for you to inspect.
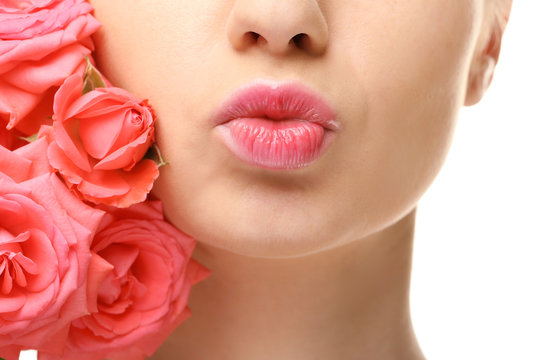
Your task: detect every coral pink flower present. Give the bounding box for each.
[0,144,104,359]
[45,74,160,208]
[0,0,101,135]
[39,201,210,360]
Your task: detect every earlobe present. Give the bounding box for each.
[464,27,502,106]
[464,53,497,107]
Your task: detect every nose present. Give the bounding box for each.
[226,0,329,56]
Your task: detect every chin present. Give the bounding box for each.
[182,200,364,259]
[195,224,337,259]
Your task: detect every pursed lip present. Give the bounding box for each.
[209,79,340,131]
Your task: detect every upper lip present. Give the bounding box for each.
[210,79,340,131]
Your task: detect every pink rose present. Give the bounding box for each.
[0,150,104,358]
[45,74,160,208]
[45,201,210,360]
[0,0,101,135]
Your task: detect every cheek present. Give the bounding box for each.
[325,1,481,223]
[89,0,227,96]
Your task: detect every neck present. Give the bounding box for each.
[152,208,425,360]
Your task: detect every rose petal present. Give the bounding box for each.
[0,2,96,41]
[187,258,212,285]
[98,200,163,223]
[0,174,31,196]
[0,145,31,182]
[86,252,114,314]
[0,12,99,64]
[31,321,71,356]
[97,271,123,306]
[73,88,144,118]
[98,243,139,279]
[0,228,26,245]
[93,310,142,336]
[2,43,90,94]
[0,78,44,130]
[47,172,105,237]
[83,160,159,208]
[0,197,29,233]
[1,264,13,294]
[130,251,170,311]
[13,85,56,136]
[4,276,57,321]
[13,137,53,178]
[12,252,37,275]
[0,286,26,312]
[53,121,92,175]
[78,169,131,198]
[94,128,152,171]
[79,108,126,160]
[22,229,59,292]
[47,140,85,184]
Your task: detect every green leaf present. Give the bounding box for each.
[82,55,107,94]
[144,144,168,168]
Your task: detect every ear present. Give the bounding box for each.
[464,1,513,106]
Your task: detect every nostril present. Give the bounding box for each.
[291,33,308,48]
[241,31,261,46]
[248,31,260,41]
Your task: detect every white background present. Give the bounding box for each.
[411,1,540,359]
[19,2,539,360]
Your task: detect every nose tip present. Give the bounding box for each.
[226,1,329,56]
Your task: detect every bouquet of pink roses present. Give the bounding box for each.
[0,1,210,359]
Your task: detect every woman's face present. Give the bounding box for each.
[88,0,488,257]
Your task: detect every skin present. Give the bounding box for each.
[88,1,511,359]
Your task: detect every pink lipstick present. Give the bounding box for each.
[211,80,340,170]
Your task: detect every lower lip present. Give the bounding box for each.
[215,118,335,170]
